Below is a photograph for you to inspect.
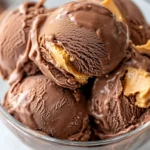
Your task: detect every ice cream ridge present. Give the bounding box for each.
[2,0,150,142]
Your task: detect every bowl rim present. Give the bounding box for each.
[1,0,150,148]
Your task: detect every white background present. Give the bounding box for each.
[0,0,150,149]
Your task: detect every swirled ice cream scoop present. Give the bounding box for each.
[4,74,91,141]
[0,1,46,83]
[29,1,128,89]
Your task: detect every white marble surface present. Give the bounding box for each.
[0,0,150,150]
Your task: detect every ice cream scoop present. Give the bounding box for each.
[3,74,91,141]
[29,1,128,90]
[0,1,46,83]
[89,67,145,139]
[100,0,150,45]
[89,46,150,139]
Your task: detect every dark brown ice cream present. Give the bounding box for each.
[0,1,46,83]
[4,74,91,141]
[29,1,128,90]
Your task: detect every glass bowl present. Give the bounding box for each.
[0,0,150,150]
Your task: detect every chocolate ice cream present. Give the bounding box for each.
[1,0,150,143]
[29,1,128,90]
[0,1,46,83]
[89,46,150,139]
[89,67,144,139]
[4,74,91,141]
[100,0,150,45]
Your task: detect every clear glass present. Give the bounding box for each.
[0,0,150,150]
